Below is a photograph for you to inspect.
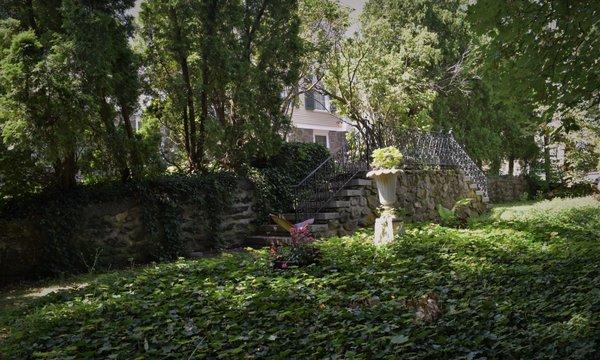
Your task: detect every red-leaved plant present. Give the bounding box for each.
[269,217,321,269]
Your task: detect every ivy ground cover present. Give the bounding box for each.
[1,197,599,358]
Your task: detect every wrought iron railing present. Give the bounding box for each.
[396,130,454,168]
[292,130,488,223]
[445,131,489,199]
[292,143,368,223]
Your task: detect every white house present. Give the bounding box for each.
[286,0,364,152]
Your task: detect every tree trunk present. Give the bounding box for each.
[26,0,39,34]
[119,100,142,179]
[489,158,501,176]
[100,95,130,182]
[508,155,515,176]
[196,0,219,170]
[197,64,208,169]
[543,134,551,191]
[169,6,198,171]
[182,104,191,164]
[54,151,77,190]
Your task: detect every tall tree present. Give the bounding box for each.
[469,0,599,113]
[469,0,599,183]
[0,21,85,190]
[323,0,478,153]
[61,0,141,181]
[139,0,302,171]
[0,0,141,194]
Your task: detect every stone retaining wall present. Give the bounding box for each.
[1,170,491,282]
[0,180,256,284]
[331,170,487,236]
[487,176,528,203]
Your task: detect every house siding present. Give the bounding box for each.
[328,131,346,153]
[288,93,347,153]
[292,93,345,130]
[289,128,314,143]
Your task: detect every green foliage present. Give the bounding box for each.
[324,0,478,150]
[0,0,145,195]
[271,243,321,269]
[436,197,472,227]
[138,0,302,170]
[549,183,598,200]
[468,0,600,112]
[467,0,599,178]
[2,197,599,358]
[370,146,403,170]
[249,142,329,221]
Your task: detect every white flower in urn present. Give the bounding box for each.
[369,146,404,171]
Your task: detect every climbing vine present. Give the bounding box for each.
[0,172,236,279]
[248,142,329,222]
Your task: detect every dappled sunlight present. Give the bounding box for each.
[2,198,600,358]
[490,196,598,221]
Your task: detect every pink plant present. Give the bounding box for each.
[289,224,314,246]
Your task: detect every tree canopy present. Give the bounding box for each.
[0,0,597,199]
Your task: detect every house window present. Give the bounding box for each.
[314,134,329,148]
[313,92,327,111]
[304,90,331,112]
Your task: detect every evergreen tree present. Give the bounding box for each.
[138,0,302,171]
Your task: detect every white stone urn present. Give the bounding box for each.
[366,168,401,212]
[366,168,403,245]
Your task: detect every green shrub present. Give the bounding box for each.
[370,146,403,169]
[549,181,598,198]
[437,198,472,227]
[249,142,329,221]
[525,169,598,199]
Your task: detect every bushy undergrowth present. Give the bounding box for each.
[249,142,329,221]
[1,197,599,358]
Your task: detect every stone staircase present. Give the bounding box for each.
[245,171,490,247]
[245,131,492,248]
[245,178,371,247]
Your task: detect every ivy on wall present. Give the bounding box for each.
[0,142,326,282]
[0,172,237,279]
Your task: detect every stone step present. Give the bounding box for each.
[482,196,490,203]
[260,223,329,235]
[299,200,349,211]
[475,190,484,196]
[346,178,372,187]
[468,183,478,190]
[245,235,291,248]
[312,189,364,200]
[282,212,340,221]
[337,189,364,197]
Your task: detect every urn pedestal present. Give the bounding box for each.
[366,169,404,245]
